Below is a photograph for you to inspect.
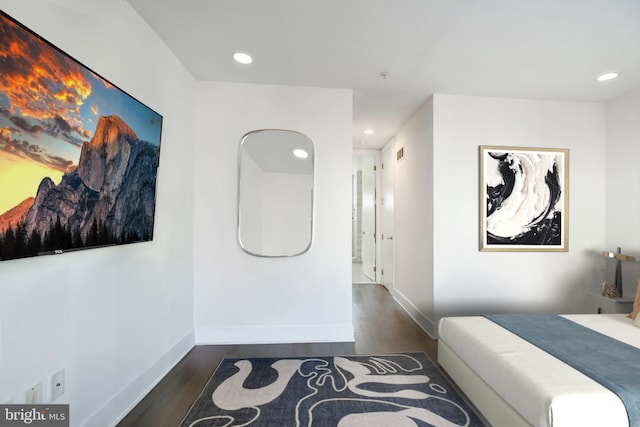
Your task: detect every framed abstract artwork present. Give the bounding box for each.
[479,146,569,252]
[0,12,163,261]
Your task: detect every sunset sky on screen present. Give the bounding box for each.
[0,13,162,215]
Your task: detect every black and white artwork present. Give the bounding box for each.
[480,146,568,252]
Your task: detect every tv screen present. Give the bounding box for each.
[0,11,163,261]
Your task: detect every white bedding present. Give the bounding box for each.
[438,314,639,427]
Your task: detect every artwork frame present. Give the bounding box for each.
[0,11,163,262]
[479,145,569,252]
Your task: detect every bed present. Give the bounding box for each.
[437,313,640,427]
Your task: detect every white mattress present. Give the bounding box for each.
[438,314,639,427]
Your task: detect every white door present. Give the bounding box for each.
[381,141,395,291]
[360,156,376,281]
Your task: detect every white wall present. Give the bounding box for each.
[605,89,640,296]
[193,82,353,344]
[433,95,606,333]
[0,1,197,426]
[388,99,435,330]
[390,94,607,337]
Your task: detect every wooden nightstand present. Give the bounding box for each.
[588,292,634,314]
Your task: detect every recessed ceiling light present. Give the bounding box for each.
[596,72,619,82]
[292,148,309,159]
[233,52,253,65]
[363,129,374,135]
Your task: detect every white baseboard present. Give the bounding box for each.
[195,324,355,345]
[83,330,195,427]
[389,288,437,339]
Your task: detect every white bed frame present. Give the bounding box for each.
[438,340,533,427]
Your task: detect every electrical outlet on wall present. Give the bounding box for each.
[50,369,65,402]
[24,382,42,404]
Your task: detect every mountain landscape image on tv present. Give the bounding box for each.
[0,12,163,261]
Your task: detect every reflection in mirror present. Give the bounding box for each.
[352,155,376,282]
[238,129,314,257]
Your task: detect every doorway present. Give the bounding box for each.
[352,151,378,284]
[380,141,395,292]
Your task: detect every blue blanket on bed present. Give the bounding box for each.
[485,314,640,426]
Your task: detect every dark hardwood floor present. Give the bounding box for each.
[117,284,438,426]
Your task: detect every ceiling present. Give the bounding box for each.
[127,0,640,149]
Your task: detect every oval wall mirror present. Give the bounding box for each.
[238,129,314,257]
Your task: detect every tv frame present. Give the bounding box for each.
[0,11,163,262]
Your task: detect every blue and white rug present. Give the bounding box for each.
[180,352,485,426]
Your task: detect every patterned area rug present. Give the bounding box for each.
[180,352,485,426]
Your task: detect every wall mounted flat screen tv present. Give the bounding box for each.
[0,11,163,261]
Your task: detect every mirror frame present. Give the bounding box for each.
[237,129,314,257]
